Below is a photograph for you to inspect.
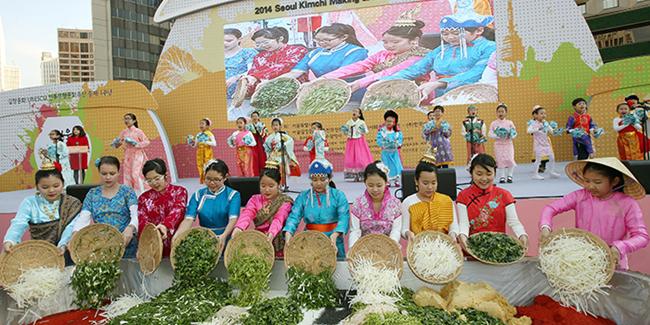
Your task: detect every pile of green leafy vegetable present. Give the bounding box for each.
[286,267,339,309]
[108,278,231,325]
[250,78,299,116]
[243,297,303,325]
[299,85,349,115]
[228,254,271,306]
[363,312,421,325]
[174,230,219,284]
[395,288,504,325]
[467,232,524,264]
[362,95,415,111]
[71,260,121,309]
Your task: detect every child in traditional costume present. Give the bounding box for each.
[138,159,188,257]
[401,152,459,242]
[176,160,241,253]
[376,110,403,187]
[349,161,402,248]
[540,158,649,270]
[3,157,81,254]
[456,154,528,249]
[233,161,293,257]
[488,103,517,183]
[461,105,486,165]
[341,108,373,182]
[264,118,301,189]
[73,156,139,258]
[113,113,150,194]
[227,117,257,177]
[247,111,268,176]
[188,118,216,183]
[566,98,600,160]
[422,105,453,168]
[284,159,350,258]
[43,129,75,186]
[303,122,328,163]
[66,125,89,184]
[527,105,561,180]
[613,103,645,160]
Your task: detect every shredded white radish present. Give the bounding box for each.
[100,294,147,319]
[539,235,611,313]
[412,237,461,280]
[349,257,401,307]
[7,267,68,309]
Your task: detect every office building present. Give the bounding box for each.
[58,28,95,83]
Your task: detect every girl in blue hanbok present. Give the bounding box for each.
[42,130,75,186]
[303,122,328,163]
[284,159,350,259]
[175,159,241,253]
[73,156,139,258]
[376,110,404,187]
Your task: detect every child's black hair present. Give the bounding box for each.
[572,98,587,107]
[616,103,630,112]
[312,121,323,129]
[363,161,388,183]
[35,169,64,185]
[124,113,139,128]
[532,106,545,116]
[583,162,625,192]
[261,167,281,185]
[201,118,211,126]
[625,94,640,102]
[204,159,232,187]
[142,158,167,176]
[383,110,400,132]
[496,103,508,112]
[236,117,247,124]
[271,118,282,126]
[469,154,497,174]
[72,125,86,137]
[354,108,365,121]
[433,105,444,113]
[97,156,121,170]
[251,111,260,118]
[50,129,63,141]
[415,161,437,181]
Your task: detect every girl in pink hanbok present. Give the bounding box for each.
[227,117,257,177]
[488,103,517,183]
[341,108,374,182]
[113,113,150,194]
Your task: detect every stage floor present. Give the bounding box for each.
[0,162,579,213]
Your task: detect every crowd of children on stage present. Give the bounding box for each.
[3,97,650,270]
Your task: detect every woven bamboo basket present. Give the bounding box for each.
[407,231,463,284]
[0,240,64,287]
[284,230,337,275]
[170,227,220,271]
[249,77,300,115]
[224,230,274,270]
[231,77,249,108]
[540,228,616,283]
[465,231,526,266]
[360,79,420,111]
[69,224,125,263]
[347,234,403,278]
[431,83,498,106]
[296,79,351,114]
[136,223,163,275]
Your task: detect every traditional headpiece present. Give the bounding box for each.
[203,159,222,173]
[308,159,333,177]
[439,3,493,60]
[532,105,544,114]
[392,5,421,27]
[203,117,212,126]
[420,147,438,165]
[39,152,62,172]
[375,162,391,176]
[497,102,508,110]
[264,160,280,170]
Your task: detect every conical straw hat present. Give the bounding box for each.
[565,157,646,200]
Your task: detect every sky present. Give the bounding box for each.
[0,1,92,88]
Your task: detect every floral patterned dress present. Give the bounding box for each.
[138,184,188,257]
[227,130,257,177]
[422,119,454,166]
[349,189,402,247]
[119,126,150,194]
[246,45,308,96]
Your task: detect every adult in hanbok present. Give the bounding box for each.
[225,28,258,99]
[349,162,401,248]
[233,161,293,257]
[190,118,216,184]
[284,159,350,258]
[376,110,403,187]
[73,156,139,258]
[246,111,268,176]
[303,122,328,163]
[176,159,241,252]
[3,161,81,253]
[242,27,308,96]
[228,117,257,177]
[422,105,453,167]
[66,125,89,184]
[341,109,373,181]
[401,154,459,242]
[613,103,645,160]
[456,154,528,249]
[138,159,188,257]
[264,118,301,188]
[113,113,150,194]
[322,19,430,92]
[43,130,75,187]
[383,12,496,101]
[488,104,517,183]
[282,23,367,80]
